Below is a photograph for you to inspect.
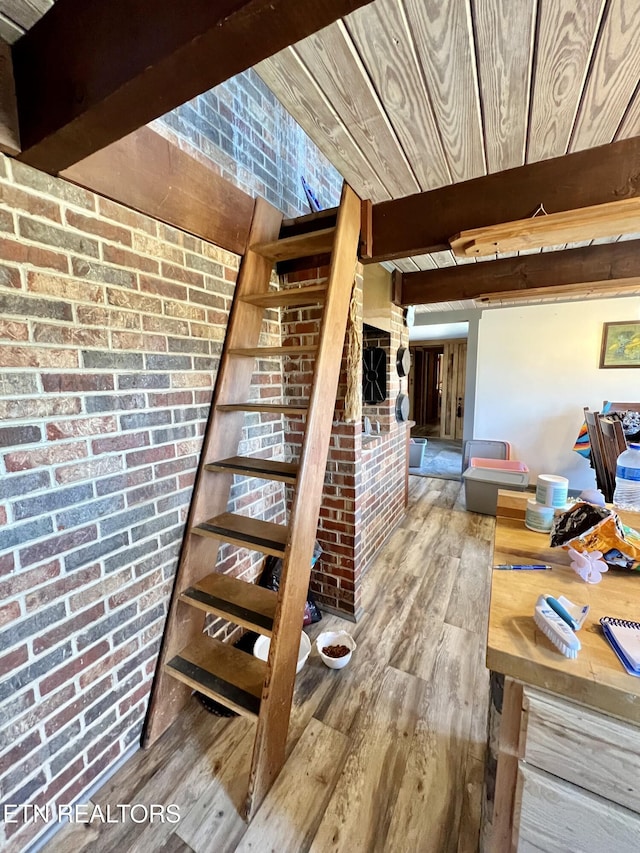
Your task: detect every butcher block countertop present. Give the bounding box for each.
[488,490,640,723]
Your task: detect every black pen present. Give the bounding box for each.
[493,564,552,571]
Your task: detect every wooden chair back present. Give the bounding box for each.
[600,417,628,499]
[584,408,615,502]
[606,402,640,413]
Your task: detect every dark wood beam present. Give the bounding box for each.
[399,240,640,306]
[359,199,373,259]
[13,0,375,174]
[370,137,640,262]
[391,269,403,306]
[62,127,255,256]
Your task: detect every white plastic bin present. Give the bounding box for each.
[462,466,529,515]
[409,438,427,468]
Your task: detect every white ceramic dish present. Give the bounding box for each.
[253,632,311,674]
[316,630,356,669]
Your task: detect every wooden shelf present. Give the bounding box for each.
[205,455,299,485]
[450,197,640,257]
[181,572,277,636]
[250,227,335,261]
[192,512,288,557]
[241,283,327,308]
[165,634,265,718]
[217,402,308,416]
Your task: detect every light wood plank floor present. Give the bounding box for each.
[50,477,495,853]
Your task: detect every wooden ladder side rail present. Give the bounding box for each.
[245,183,362,816]
[142,197,283,747]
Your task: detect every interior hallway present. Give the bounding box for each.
[408,436,464,481]
[51,477,495,853]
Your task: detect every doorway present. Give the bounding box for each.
[410,340,467,439]
[409,339,467,479]
[411,345,441,435]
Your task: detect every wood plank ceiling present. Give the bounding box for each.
[255,0,640,310]
[4,0,640,311]
[0,0,52,43]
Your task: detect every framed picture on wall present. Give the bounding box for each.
[600,321,640,368]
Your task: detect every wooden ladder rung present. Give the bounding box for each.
[280,207,338,230]
[241,283,327,308]
[228,345,317,357]
[165,634,265,718]
[250,227,335,262]
[205,455,299,484]
[180,572,277,635]
[217,403,307,416]
[192,512,288,557]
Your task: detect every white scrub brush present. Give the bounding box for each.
[533,594,581,658]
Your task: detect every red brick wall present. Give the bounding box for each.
[281,268,408,619]
[153,69,344,218]
[358,319,409,572]
[0,155,285,853]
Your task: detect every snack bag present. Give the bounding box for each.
[550,501,640,570]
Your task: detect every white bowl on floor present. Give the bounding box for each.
[253,632,311,674]
[316,630,356,669]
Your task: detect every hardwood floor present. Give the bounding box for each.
[50,477,495,853]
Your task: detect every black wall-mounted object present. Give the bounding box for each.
[395,393,410,422]
[362,347,387,404]
[396,346,411,377]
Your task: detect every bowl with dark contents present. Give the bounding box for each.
[315,630,356,669]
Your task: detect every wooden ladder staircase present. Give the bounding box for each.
[142,183,361,816]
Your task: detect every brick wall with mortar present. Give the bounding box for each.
[152,69,344,218]
[358,304,410,574]
[0,154,288,853]
[0,65,385,850]
[281,268,409,619]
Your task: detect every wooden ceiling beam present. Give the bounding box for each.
[450,197,640,257]
[61,127,256,256]
[399,240,640,306]
[369,136,640,263]
[477,279,640,304]
[12,0,375,175]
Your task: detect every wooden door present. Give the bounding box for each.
[408,347,424,423]
[440,341,466,440]
[409,346,442,426]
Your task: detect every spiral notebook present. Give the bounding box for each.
[600,617,640,676]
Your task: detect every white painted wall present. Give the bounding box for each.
[474,297,640,491]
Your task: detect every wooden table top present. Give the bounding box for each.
[487,490,640,722]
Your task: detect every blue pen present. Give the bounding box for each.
[493,564,552,571]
